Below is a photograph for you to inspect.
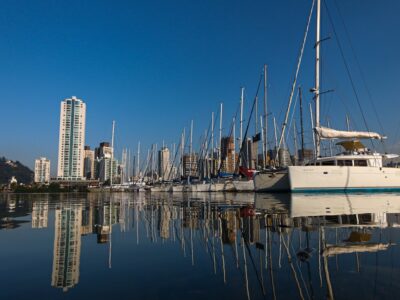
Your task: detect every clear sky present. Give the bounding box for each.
[1,0,400,173]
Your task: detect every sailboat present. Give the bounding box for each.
[288,0,400,192]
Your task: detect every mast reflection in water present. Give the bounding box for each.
[1,192,400,299]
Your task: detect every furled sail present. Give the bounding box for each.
[314,126,384,140]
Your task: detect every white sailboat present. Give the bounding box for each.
[288,0,400,192]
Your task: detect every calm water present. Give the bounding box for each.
[1,192,400,300]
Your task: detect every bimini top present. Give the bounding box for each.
[336,140,366,151]
[314,126,385,140]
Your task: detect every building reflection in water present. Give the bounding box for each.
[32,197,48,229]
[2,191,398,297]
[51,202,82,292]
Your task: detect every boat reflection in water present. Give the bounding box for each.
[1,192,400,299]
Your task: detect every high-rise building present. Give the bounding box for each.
[158,147,171,180]
[51,204,82,292]
[95,142,112,159]
[221,136,237,173]
[83,146,95,180]
[94,142,116,183]
[57,96,86,180]
[183,153,198,177]
[34,157,51,183]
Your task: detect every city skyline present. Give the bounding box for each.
[1,0,400,173]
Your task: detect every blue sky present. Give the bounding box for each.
[1,0,400,173]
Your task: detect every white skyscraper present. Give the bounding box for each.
[34,157,51,183]
[57,96,86,180]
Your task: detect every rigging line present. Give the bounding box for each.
[165,131,184,181]
[241,228,267,296]
[276,0,315,156]
[289,235,311,300]
[332,0,386,138]
[284,88,300,147]
[323,0,377,150]
[235,73,263,173]
[202,105,221,162]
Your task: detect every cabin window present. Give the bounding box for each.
[321,161,335,166]
[354,160,368,167]
[337,160,353,166]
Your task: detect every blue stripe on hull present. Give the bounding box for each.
[292,187,400,193]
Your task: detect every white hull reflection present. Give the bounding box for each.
[290,192,400,227]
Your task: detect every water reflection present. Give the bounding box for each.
[52,202,82,291]
[0,192,400,299]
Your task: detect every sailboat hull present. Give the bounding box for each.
[232,180,254,192]
[254,171,290,192]
[288,166,400,192]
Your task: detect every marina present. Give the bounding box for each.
[1,192,400,299]
[1,1,400,299]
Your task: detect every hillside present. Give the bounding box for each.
[0,157,33,184]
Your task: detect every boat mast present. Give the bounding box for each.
[273,116,278,152]
[263,65,268,168]
[189,120,193,184]
[233,117,236,171]
[137,141,140,180]
[310,103,317,158]
[181,128,185,178]
[293,122,298,164]
[211,112,214,176]
[255,95,259,168]
[110,120,115,187]
[218,102,223,173]
[240,88,244,166]
[299,87,305,161]
[260,116,265,168]
[315,0,321,157]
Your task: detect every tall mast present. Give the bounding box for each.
[255,96,258,135]
[310,103,317,159]
[240,88,244,150]
[189,120,193,183]
[173,142,176,177]
[255,95,259,168]
[299,87,305,161]
[110,120,115,186]
[128,149,131,181]
[233,117,236,166]
[260,116,265,168]
[137,141,140,180]
[155,143,158,181]
[218,102,223,171]
[211,112,214,175]
[315,0,321,157]
[263,65,268,168]
[273,117,278,150]
[181,129,185,178]
[293,122,298,164]
[151,144,154,182]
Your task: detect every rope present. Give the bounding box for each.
[332,0,387,141]
[323,0,377,151]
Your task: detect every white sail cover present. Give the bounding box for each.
[314,126,384,140]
